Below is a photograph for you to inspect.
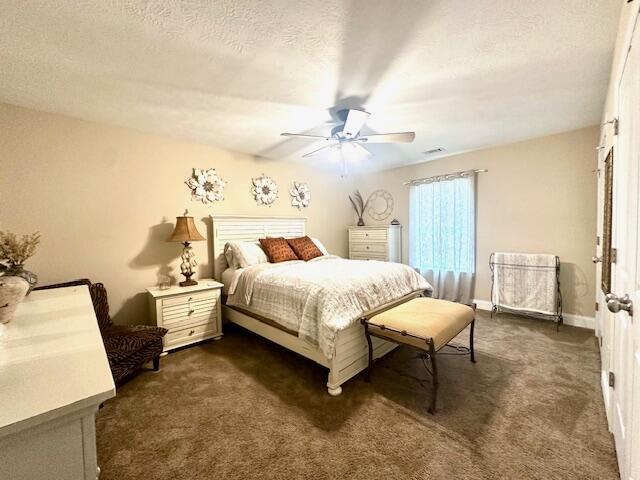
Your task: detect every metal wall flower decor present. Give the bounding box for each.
[185,168,225,205]
[289,182,310,210]
[251,174,278,206]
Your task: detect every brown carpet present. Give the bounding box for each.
[96,311,618,479]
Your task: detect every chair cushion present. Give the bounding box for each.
[287,236,323,261]
[102,325,167,381]
[366,298,474,351]
[259,237,299,263]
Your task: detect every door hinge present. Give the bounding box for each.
[609,371,615,388]
[613,118,619,135]
[595,301,599,311]
[596,236,601,246]
[611,248,617,263]
[599,336,603,347]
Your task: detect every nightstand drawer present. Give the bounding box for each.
[163,299,216,321]
[349,229,387,242]
[350,243,387,254]
[162,290,215,308]
[163,310,217,329]
[165,322,217,347]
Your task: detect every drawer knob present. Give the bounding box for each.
[188,309,195,315]
[189,329,195,336]
[366,246,370,249]
[188,297,193,301]
[365,233,369,237]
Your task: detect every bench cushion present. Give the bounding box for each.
[366,298,474,351]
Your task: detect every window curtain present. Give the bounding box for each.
[409,174,476,304]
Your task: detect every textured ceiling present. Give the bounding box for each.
[0,1,621,172]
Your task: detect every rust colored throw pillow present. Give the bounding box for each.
[259,237,299,263]
[287,236,324,261]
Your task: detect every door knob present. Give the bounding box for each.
[592,256,602,263]
[606,293,633,315]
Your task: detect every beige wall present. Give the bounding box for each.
[0,103,354,325]
[354,126,599,317]
[0,101,599,322]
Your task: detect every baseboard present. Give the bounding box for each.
[472,299,595,330]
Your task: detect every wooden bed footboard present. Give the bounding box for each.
[222,290,424,396]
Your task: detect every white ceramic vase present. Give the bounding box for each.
[0,276,30,324]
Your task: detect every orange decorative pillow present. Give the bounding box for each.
[259,237,299,263]
[287,236,324,261]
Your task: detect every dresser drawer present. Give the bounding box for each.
[350,242,387,254]
[350,253,388,261]
[162,290,216,308]
[349,229,388,242]
[165,322,217,347]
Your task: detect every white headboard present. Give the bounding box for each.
[210,215,307,281]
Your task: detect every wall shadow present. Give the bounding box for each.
[560,262,590,315]
[129,220,179,286]
[112,292,149,326]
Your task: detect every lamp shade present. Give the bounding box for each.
[167,214,206,243]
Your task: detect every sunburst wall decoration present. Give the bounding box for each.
[185,168,225,205]
[251,174,278,206]
[289,182,310,210]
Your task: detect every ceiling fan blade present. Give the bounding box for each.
[302,143,337,158]
[281,133,332,140]
[342,109,370,138]
[350,142,373,159]
[359,132,415,143]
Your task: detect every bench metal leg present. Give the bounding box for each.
[469,318,476,363]
[364,322,373,382]
[428,340,438,414]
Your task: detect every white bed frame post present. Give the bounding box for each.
[211,215,400,396]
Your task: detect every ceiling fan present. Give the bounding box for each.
[281,109,415,159]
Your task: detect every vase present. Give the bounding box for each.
[357,217,365,226]
[3,265,38,294]
[0,277,29,324]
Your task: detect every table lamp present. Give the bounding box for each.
[167,210,206,287]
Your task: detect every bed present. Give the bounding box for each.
[212,215,430,395]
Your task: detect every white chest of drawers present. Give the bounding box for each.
[348,225,401,262]
[147,279,223,352]
[0,285,115,480]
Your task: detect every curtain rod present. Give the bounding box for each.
[404,169,488,186]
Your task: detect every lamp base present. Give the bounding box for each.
[179,270,198,287]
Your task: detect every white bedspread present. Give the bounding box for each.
[226,256,432,358]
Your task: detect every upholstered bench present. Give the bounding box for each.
[361,298,476,414]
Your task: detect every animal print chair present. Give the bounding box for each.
[35,279,168,383]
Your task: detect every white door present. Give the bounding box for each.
[597,139,614,430]
[609,20,640,480]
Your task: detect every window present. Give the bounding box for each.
[409,173,476,302]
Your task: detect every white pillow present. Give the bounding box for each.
[310,237,329,255]
[225,241,269,268]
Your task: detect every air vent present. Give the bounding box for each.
[424,147,446,155]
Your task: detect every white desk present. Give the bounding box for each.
[0,285,115,480]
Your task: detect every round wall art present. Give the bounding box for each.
[251,174,278,206]
[366,189,394,221]
[289,182,310,209]
[185,168,225,205]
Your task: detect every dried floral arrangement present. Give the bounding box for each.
[348,190,369,226]
[0,231,41,268]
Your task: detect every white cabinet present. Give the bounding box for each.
[0,285,115,480]
[348,225,401,262]
[147,279,223,352]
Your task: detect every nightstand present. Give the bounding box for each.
[146,279,223,352]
